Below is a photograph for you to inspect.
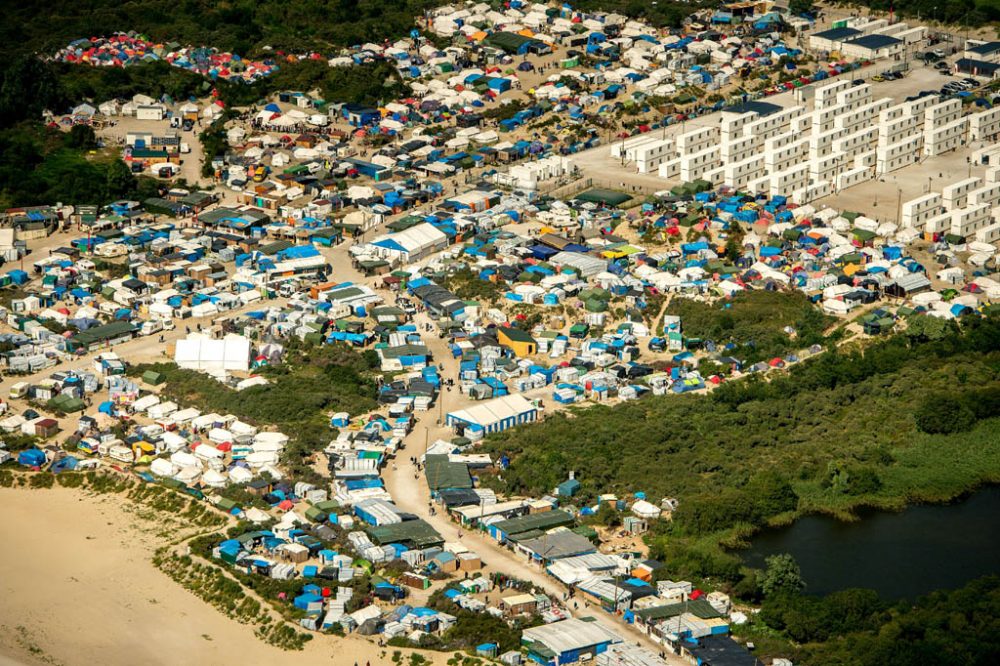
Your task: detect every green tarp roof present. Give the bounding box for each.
[491,510,574,537]
[574,189,632,207]
[485,31,540,53]
[142,370,165,385]
[71,321,135,346]
[634,598,724,622]
[425,454,473,491]
[369,519,444,548]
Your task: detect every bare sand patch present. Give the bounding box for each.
[0,487,414,665]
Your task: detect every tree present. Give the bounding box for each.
[725,221,745,262]
[0,56,65,126]
[747,471,798,519]
[105,159,136,199]
[199,119,230,178]
[762,553,805,597]
[65,124,97,150]
[905,315,954,342]
[788,0,814,15]
[914,394,975,434]
[590,501,622,528]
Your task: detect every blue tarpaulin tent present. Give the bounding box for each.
[18,449,46,467]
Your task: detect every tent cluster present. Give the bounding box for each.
[637,186,998,322]
[52,33,280,82]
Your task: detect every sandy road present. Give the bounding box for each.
[0,295,289,435]
[376,310,686,663]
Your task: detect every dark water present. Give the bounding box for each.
[743,487,1000,599]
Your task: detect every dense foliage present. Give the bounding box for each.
[0,0,445,62]
[0,0,412,207]
[570,0,713,29]
[666,290,834,364]
[761,553,805,597]
[439,267,501,304]
[0,121,158,209]
[835,0,1000,26]
[265,59,406,108]
[747,576,1000,665]
[133,341,378,482]
[423,589,538,654]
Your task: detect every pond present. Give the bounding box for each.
[742,487,1000,599]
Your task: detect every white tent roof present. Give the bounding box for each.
[521,619,620,655]
[447,394,535,428]
[373,223,448,255]
[175,334,251,373]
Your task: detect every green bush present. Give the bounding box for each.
[914,394,976,434]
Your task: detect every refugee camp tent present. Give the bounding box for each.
[446,394,537,435]
[174,334,251,372]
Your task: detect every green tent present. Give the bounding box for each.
[574,188,631,207]
[305,506,328,522]
[142,370,166,385]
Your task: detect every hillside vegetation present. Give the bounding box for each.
[0,122,160,209]
[835,0,1000,26]
[0,0,443,60]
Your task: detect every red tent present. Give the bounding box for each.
[278,499,294,511]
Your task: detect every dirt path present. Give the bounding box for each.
[0,296,289,435]
[378,315,685,663]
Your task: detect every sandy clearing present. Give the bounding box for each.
[0,488,409,666]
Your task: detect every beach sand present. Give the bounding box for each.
[0,487,413,666]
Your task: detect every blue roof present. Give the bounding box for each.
[813,26,861,41]
[412,607,437,617]
[277,245,320,260]
[845,34,902,50]
[372,239,407,253]
[967,41,1000,56]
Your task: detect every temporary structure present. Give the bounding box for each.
[175,334,251,373]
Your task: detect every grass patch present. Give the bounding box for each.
[132,340,379,483]
[666,290,834,364]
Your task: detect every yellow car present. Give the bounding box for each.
[871,75,885,82]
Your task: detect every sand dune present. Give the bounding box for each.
[0,488,409,666]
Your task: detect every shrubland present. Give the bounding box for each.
[482,311,1000,581]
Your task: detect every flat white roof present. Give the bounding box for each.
[447,393,535,427]
[522,618,620,654]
